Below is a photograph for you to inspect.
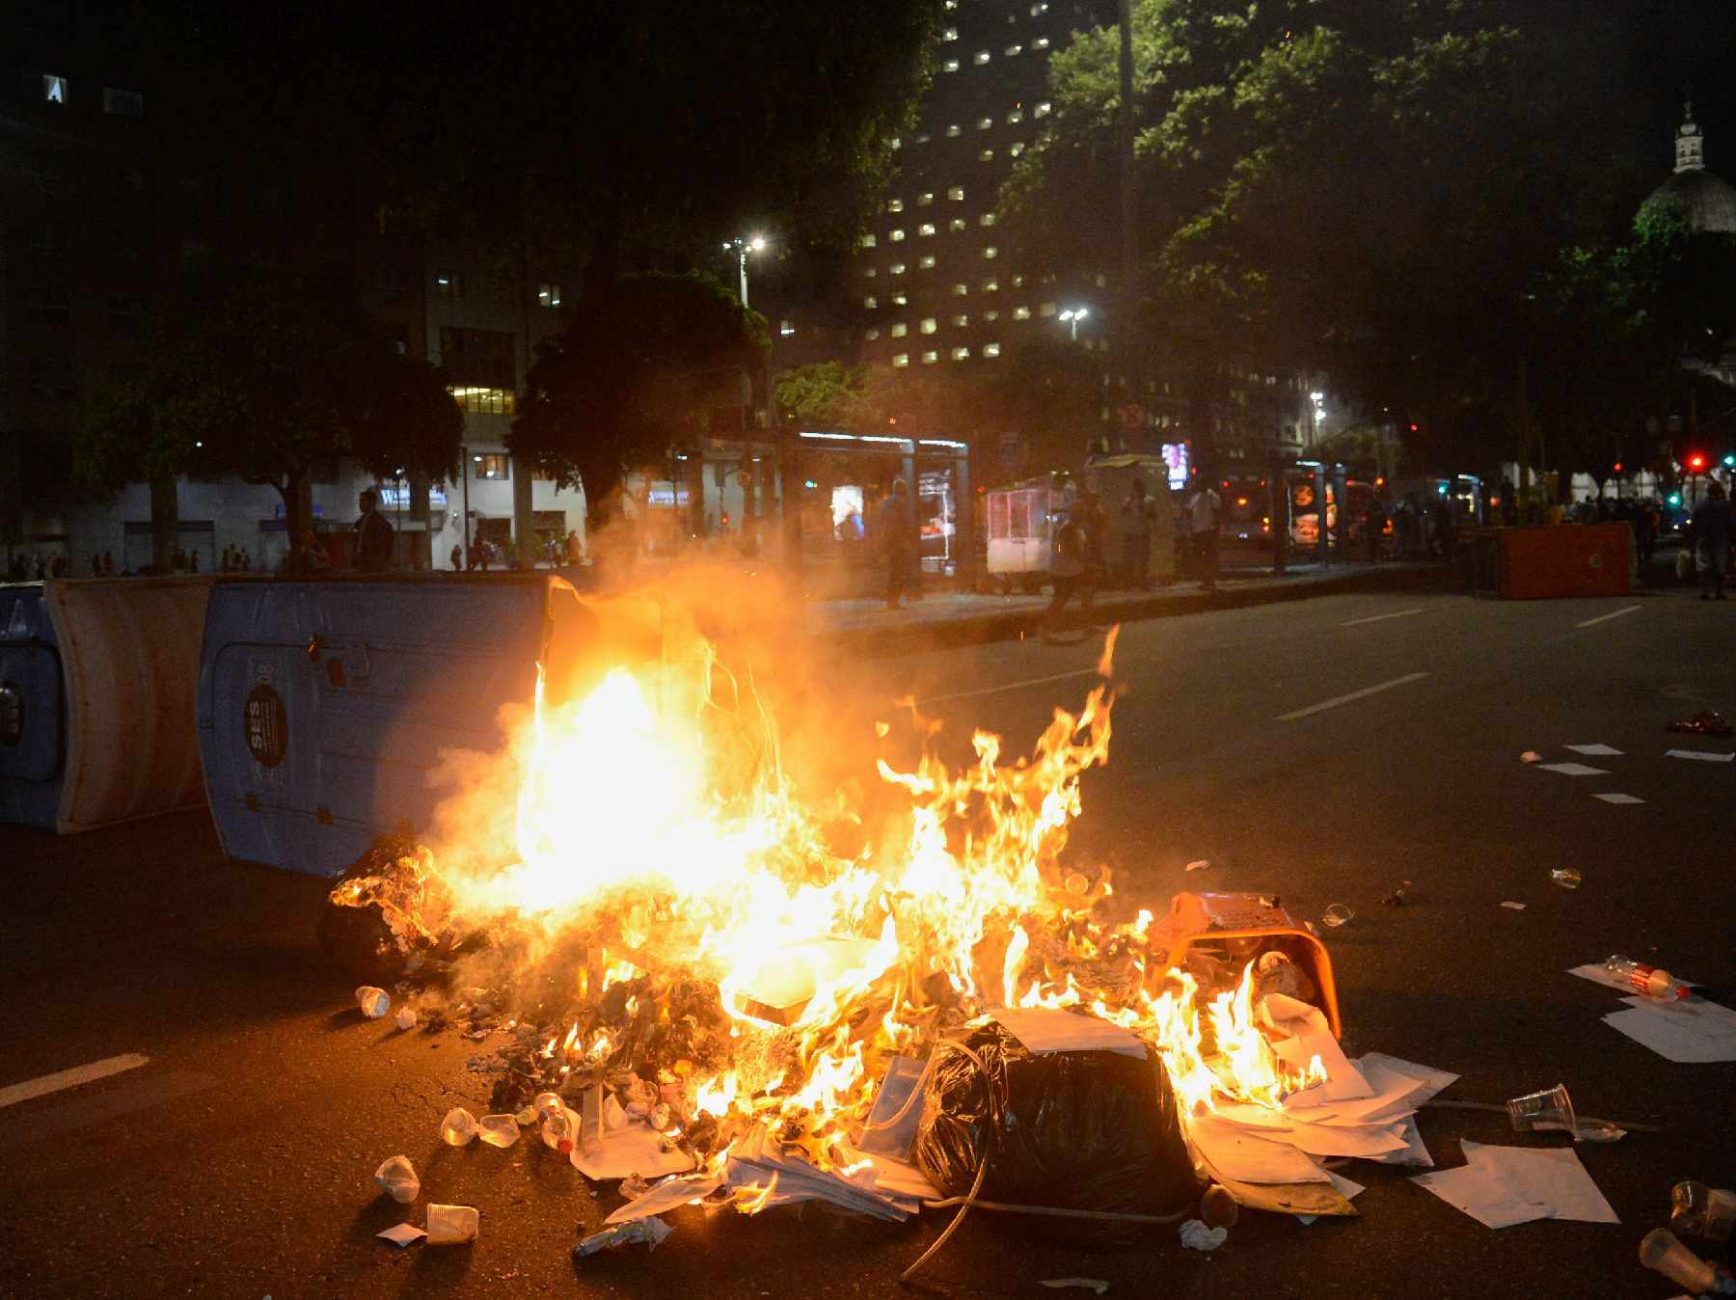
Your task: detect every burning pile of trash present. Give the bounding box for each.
[327,606,1450,1266]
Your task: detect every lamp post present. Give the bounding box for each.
[723,234,767,308]
[1060,306,1090,342]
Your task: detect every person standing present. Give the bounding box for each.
[565,529,583,567]
[1188,478,1222,591]
[351,487,396,574]
[1043,509,1089,639]
[878,479,915,610]
[1121,477,1157,588]
[1689,482,1731,600]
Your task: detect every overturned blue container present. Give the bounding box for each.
[197,575,595,876]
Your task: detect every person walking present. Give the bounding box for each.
[1689,482,1731,600]
[1043,509,1089,639]
[351,487,396,574]
[878,478,915,609]
[1187,478,1223,591]
[1121,477,1157,588]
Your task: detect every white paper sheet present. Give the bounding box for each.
[1296,1170,1367,1225]
[377,1223,426,1247]
[1592,792,1645,805]
[604,1174,722,1225]
[992,1007,1147,1059]
[1566,743,1623,756]
[571,1121,696,1182]
[1370,1115,1435,1167]
[1259,1120,1409,1159]
[1666,748,1734,763]
[1412,1140,1618,1228]
[1537,762,1609,776]
[1185,1115,1332,1185]
[1603,999,1736,1063]
[1568,963,1698,994]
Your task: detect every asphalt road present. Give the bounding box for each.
[2,583,1733,1298]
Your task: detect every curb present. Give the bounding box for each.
[821,565,1446,658]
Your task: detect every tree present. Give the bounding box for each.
[76,268,461,573]
[512,272,766,518]
[775,362,866,430]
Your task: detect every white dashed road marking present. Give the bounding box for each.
[1277,672,1430,722]
[0,1054,150,1110]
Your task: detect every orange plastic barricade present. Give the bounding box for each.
[1497,523,1632,600]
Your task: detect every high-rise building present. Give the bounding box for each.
[853,0,1111,371]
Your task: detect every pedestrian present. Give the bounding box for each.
[565,529,582,566]
[1364,497,1387,564]
[1187,478,1223,591]
[1634,501,1657,575]
[1043,509,1090,639]
[450,542,463,571]
[1121,477,1156,588]
[1689,482,1730,601]
[878,478,914,610]
[351,487,396,574]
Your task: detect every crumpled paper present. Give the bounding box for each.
[1179,1218,1229,1251]
[575,1216,674,1257]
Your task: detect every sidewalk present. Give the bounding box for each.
[812,561,1442,656]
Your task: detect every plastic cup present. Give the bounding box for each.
[426,1203,479,1245]
[355,986,391,1018]
[1506,1083,1576,1136]
[1320,903,1354,929]
[1672,1181,1736,1243]
[1638,1228,1724,1295]
[1550,868,1582,890]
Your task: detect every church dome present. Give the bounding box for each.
[1641,103,1736,234]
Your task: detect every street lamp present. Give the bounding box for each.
[1059,306,1090,341]
[723,235,768,307]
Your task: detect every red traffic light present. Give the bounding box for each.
[1612,462,1623,473]
[1686,451,1708,472]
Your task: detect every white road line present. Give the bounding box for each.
[1277,672,1430,722]
[921,667,1100,705]
[1576,604,1641,629]
[1340,608,1423,627]
[0,1053,150,1110]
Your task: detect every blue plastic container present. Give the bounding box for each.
[197,575,594,876]
[0,584,64,829]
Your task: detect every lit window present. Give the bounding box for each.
[103,87,144,118]
[890,263,907,276]
[978,148,995,162]
[1011,274,1026,287]
[918,192,934,206]
[915,132,931,144]
[984,310,1000,321]
[952,313,969,327]
[892,293,908,306]
[919,254,936,268]
[887,198,904,213]
[780,320,795,336]
[1007,108,1024,124]
[983,246,999,259]
[984,342,1003,357]
[918,222,936,237]
[434,270,464,296]
[943,58,959,73]
[947,186,965,201]
[952,283,969,296]
[1014,306,1032,320]
[1035,101,1053,118]
[942,26,958,40]
[979,212,997,227]
[860,233,877,248]
[537,282,562,308]
[949,218,967,232]
[945,124,962,138]
[863,267,878,279]
[472,452,512,478]
[1030,2,1048,13]
[889,228,905,241]
[893,353,910,367]
[864,295,878,309]
[891,323,909,338]
[1009,142,1025,157]
[974,50,991,65]
[452,390,518,416]
[1033,36,1051,50]
[889,136,902,150]
[978,116,993,130]
[1006,44,1022,56]
[922,351,939,364]
[1039,302,1057,316]
[983,277,999,291]
[42,75,68,104]
[952,346,971,360]
[920,318,938,334]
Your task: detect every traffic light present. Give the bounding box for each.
[1685,451,1708,473]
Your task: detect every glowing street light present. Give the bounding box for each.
[723,235,769,307]
[1059,305,1090,341]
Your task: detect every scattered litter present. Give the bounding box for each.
[1040,1281,1108,1296]
[857,1055,928,1160]
[373,1155,420,1204]
[440,1107,479,1146]
[1638,1228,1736,1294]
[376,1223,426,1248]
[575,1216,673,1258]
[570,1090,695,1182]
[394,1005,417,1031]
[1536,762,1609,777]
[1603,996,1736,1063]
[1667,710,1731,736]
[1320,903,1354,929]
[477,1113,520,1147]
[425,1203,479,1245]
[730,1125,908,1221]
[1411,1139,1618,1228]
[1502,1084,1620,1142]
[1592,792,1645,805]
[1519,751,1543,763]
[991,1007,1148,1059]
[1549,868,1581,890]
[1178,1218,1228,1251]
[1666,748,1735,763]
[355,986,391,1019]
[1382,885,1410,907]
[1672,1181,1736,1243]
[1565,743,1623,756]
[1184,859,1212,873]
[1604,955,1689,1001]
[1500,901,1526,911]
[604,1174,723,1225]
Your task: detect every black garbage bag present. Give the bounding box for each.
[912,1015,1198,1245]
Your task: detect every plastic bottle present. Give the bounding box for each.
[1604,955,1689,1001]
[1638,1228,1736,1295]
[1672,1181,1736,1243]
[541,1105,579,1154]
